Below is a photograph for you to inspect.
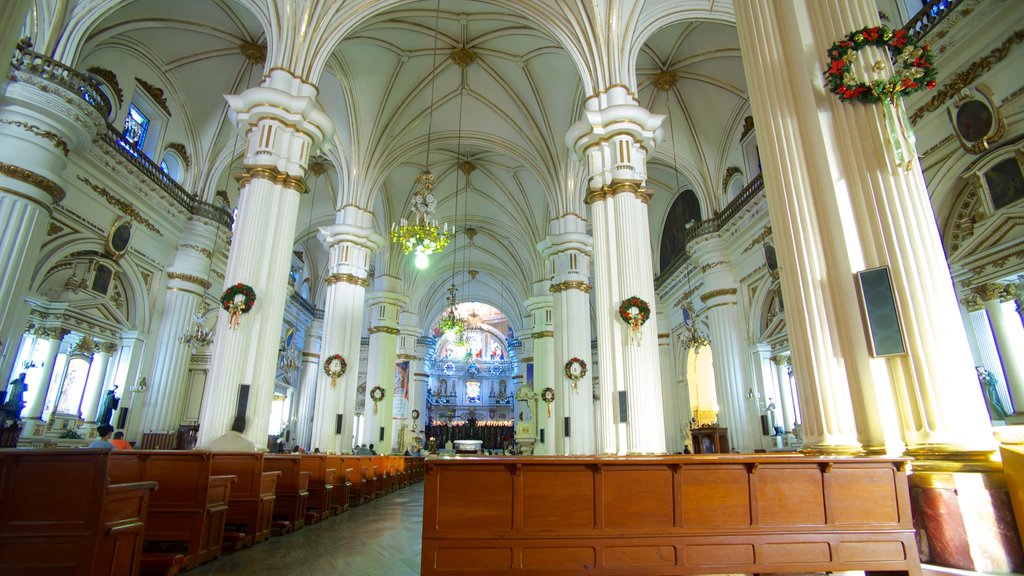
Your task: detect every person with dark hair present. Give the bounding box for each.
[205,415,256,451]
[88,424,115,448]
[110,430,133,450]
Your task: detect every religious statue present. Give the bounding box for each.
[96,385,119,426]
[976,366,1010,420]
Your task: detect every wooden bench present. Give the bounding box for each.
[263,454,309,533]
[422,454,921,575]
[300,454,335,523]
[348,456,368,506]
[324,454,349,514]
[108,450,234,569]
[0,448,156,576]
[209,452,280,547]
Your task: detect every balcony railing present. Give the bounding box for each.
[656,174,765,285]
[10,44,111,120]
[904,0,961,42]
[100,124,193,209]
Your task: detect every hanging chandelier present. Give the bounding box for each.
[681,301,709,353]
[391,170,453,269]
[437,283,465,336]
[179,301,215,351]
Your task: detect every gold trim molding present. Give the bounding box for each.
[742,226,773,254]
[532,331,554,339]
[236,166,307,194]
[368,325,401,336]
[302,352,320,358]
[585,182,650,205]
[76,175,160,234]
[87,66,122,105]
[167,142,191,168]
[0,119,68,156]
[550,281,592,294]
[324,272,368,287]
[179,243,212,258]
[0,162,65,203]
[167,271,212,290]
[701,261,726,273]
[397,353,418,361]
[700,287,737,303]
[135,77,170,116]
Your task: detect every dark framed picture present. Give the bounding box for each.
[855,266,907,357]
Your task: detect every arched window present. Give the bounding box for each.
[660,190,702,271]
[123,104,149,150]
[984,157,1024,211]
[159,149,184,182]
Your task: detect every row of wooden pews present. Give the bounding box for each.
[0,449,424,576]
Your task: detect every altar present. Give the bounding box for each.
[453,439,483,454]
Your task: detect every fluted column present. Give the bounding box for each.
[525,282,555,455]
[539,215,595,454]
[568,86,666,454]
[80,341,117,425]
[0,43,106,382]
[975,283,1024,413]
[362,279,406,453]
[197,69,333,448]
[771,354,796,433]
[659,320,683,453]
[399,312,425,448]
[309,208,382,453]
[295,318,322,450]
[141,217,218,433]
[20,327,68,436]
[703,291,759,452]
[750,343,777,443]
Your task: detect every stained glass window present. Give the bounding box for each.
[123,104,149,149]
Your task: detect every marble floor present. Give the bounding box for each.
[190,486,424,576]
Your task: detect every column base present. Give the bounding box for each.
[910,471,1023,573]
[800,443,863,456]
[905,445,1002,473]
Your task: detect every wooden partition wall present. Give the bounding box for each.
[422,455,920,575]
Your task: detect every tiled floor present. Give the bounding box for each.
[190,486,424,575]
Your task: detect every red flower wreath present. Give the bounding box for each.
[323,353,347,388]
[370,386,386,415]
[564,357,588,393]
[221,283,256,330]
[619,296,650,345]
[541,387,555,417]
[823,25,937,103]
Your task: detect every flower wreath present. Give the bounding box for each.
[541,387,555,417]
[323,353,347,388]
[221,283,256,330]
[823,25,937,168]
[411,409,420,421]
[618,296,650,345]
[564,357,588,393]
[370,385,386,415]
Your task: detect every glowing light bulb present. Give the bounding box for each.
[415,252,429,269]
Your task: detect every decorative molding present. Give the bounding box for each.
[324,272,368,287]
[722,166,742,191]
[239,41,267,65]
[86,66,123,105]
[47,222,65,236]
[0,162,65,203]
[586,182,649,205]
[72,335,96,356]
[0,119,68,156]
[675,281,705,309]
[652,70,679,91]
[770,354,790,366]
[368,325,401,336]
[135,77,170,116]
[166,142,191,167]
[301,351,320,358]
[75,175,160,234]
[167,271,212,290]
[740,263,769,285]
[701,261,726,274]
[699,287,738,303]
[179,243,212,258]
[397,353,418,361]
[739,116,754,140]
[98,341,119,354]
[960,293,984,312]
[550,281,592,294]
[742,226,773,253]
[531,330,555,339]
[911,29,1024,123]
[451,47,477,69]
[237,166,306,194]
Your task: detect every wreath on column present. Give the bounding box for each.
[411,409,420,421]
[618,296,650,346]
[823,25,937,169]
[221,283,256,330]
[323,353,347,388]
[370,386,386,415]
[541,387,555,417]
[564,357,588,394]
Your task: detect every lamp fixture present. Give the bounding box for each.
[179,301,215,351]
[437,283,465,337]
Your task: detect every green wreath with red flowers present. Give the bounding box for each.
[541,387,555,417]
[221,283,256,329]
[323,353,347,388]
[370,385,386,415]
[564,357,587,393]
[823,25,937,103]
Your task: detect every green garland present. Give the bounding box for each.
[823,25,936,103]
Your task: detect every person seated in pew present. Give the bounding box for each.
[110,430,133,450]
[87,424,115,448]
[204,415,256,451]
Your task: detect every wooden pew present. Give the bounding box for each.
[263,454,309,533]
[347,456,367,507]
[324,455,349,514]
[0,448,156,576]
[300,454,334,523]
[209,452,280,547]
[108,450,234,569]
[422,454,921,576]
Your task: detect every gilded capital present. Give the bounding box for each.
[770,354,789,366]
[550,281,592,294]
[325,272,369,287]
[0,162,65,204]
[960,293,984,312]
[98,341,119,354]
[972,283,1003,302]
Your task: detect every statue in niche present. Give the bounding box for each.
[497,379,508,402]
[96,385,119,426]
[977,366,1010,420]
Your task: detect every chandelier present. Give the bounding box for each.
[681,301,709,353]
[437,283,465,336]
[391,170,453,269]
[179,301,215,351]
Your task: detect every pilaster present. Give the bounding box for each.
[295,318,322,450]
[524,282,554,455]
[362,277,407,453]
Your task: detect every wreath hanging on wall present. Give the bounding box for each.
[370,385,386,415]
[618,296,651,345]
[823,25,937,169]
[564,357,588,393]
[221,283,256,330]
[541,387,555,417]
[323,353,347,388]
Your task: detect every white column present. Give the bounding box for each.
[703,293,759,453]
[539,215,595,454]
[525,283,555,455]
[568,86,666,454]
[197,69,333,448]
[659,321,682,453]
[295,318,322,450]
[309,209,382,453]
[750,343,777,442]
[141,217,219,433]
[361,279,406,453]
[79,341,116,425]
[962,299,1013,413]
[976,283,1024,414]
[771,353,796,433]
[20,328,68,436]
[398,311,425,449]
